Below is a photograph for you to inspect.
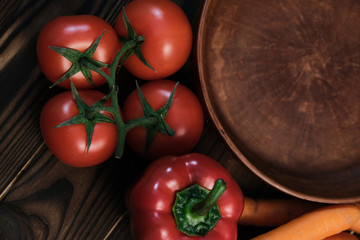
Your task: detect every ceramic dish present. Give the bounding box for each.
[196,0,360,203]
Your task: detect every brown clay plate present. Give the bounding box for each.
[196,0,360,203]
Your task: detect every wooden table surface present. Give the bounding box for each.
[0,0,286,239]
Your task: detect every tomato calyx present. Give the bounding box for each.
[172,179,227,237]
[55,81,115,154]
[49,31,109,88]
[117,8,156,72]
[124,81,177,151]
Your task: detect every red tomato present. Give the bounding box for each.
[122,80,204,160]
[40,90,117,167]
[37,15,120,89]
[114,0,193,80]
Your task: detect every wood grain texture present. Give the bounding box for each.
[0,0,278,239]
[197,0,360,202]
[1,148,144,239]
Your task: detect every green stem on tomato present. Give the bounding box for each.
[110,89,126,158]
[109,39,138,83]
[123,116,158,132]
[82,39,158,158]
[83,40,137,85]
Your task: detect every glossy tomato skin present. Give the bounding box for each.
[37,15,120,89]
[40,90,117,167]
[122,80,204,160]
[114,0,193,80]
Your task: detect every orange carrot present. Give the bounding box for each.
[351,215,360,233]
[251,204,360,240]
[238,196,323,227]
[322,232,358,240]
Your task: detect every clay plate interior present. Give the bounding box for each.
[196,0,360,203]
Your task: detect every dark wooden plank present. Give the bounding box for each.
[1,145,145,239]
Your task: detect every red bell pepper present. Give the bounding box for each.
[127,153,244,239]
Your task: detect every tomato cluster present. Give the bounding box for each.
[37,0,204,167]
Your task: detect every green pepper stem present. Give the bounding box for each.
[192,179,227,216]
